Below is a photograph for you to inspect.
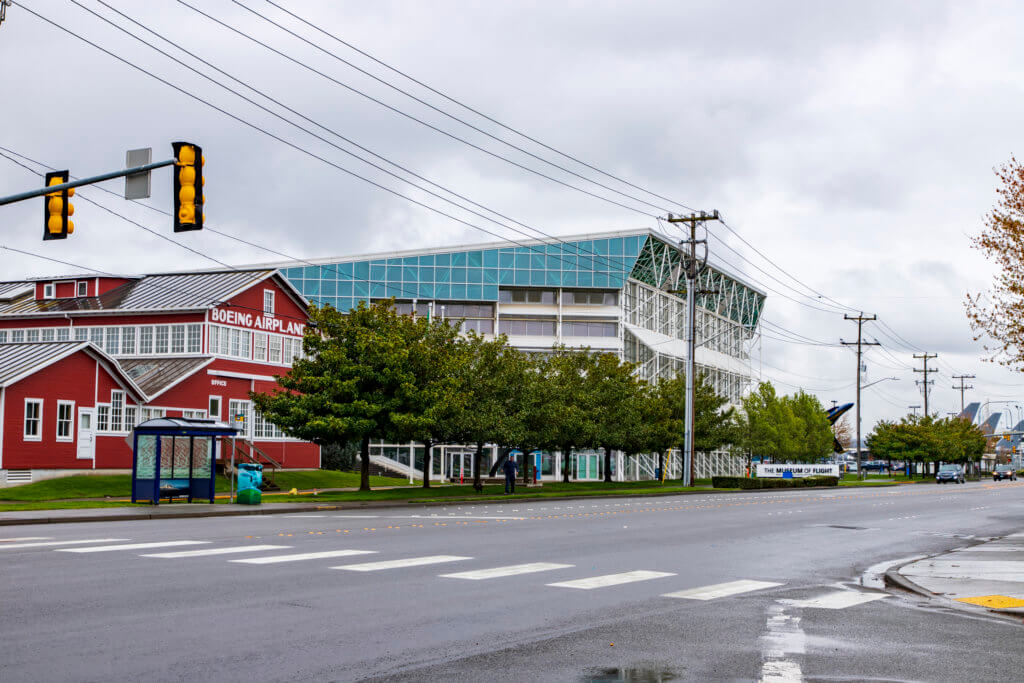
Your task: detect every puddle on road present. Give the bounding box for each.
[582,667,677,682]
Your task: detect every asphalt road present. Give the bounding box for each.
[2,481,1024,682]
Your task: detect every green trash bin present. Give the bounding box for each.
[236,463,263,505]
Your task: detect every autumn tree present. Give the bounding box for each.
[967,157,1024,367]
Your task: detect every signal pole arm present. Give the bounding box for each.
[0,158,175,207]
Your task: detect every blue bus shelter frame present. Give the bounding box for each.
[131,418,238,505]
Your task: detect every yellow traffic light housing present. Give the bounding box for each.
[43,170,74,240]
[172,141,203,231]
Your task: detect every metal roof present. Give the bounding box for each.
[0,281,32,300]
[0,341,91,387]
[0,269,279,318]
[118,357,214,398]
[134,417,238,434]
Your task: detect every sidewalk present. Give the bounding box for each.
[0,502,353,526]
[889,533,1024,616]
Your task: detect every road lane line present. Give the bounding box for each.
[440,563,574,580]
[547,570,675,590]
[0,536,52,543]
[783,591,889,609]
[332,555,471,571]
[0,538,128,549]
[663,580,783,601]
[58,541,210,553]
[142,545,290,558]
[231,550,378,564]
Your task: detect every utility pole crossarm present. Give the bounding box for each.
[912,353,939,418]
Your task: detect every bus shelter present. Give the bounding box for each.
[131,418,238,504]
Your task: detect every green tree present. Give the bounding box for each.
[532,347,594,483]
[251,301,418,491]
[784,391,834,462]
[584,352,643,483]
[739,382,798,463]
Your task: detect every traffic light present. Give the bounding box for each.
[172,141,203,231]
[43,170,74,240]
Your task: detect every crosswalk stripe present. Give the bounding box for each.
[0,538,128,550]
[0,536,52,543]
[547,570,675,590]
[663,579,784,601]
[440,562,574,580]
[332,555,471,572]
[230,550,378,565]
[57,541,210,553]
[783,591,889,609]
[142,545,290,558]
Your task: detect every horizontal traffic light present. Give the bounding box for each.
[172,141,204,232]
[43,171,74,240]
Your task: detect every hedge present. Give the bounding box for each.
[711,475,839,489]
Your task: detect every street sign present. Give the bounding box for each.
[756,464,840,478]
[124,148,152,199]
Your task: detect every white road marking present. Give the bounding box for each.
[231,550,378,564]
[0,536,52,542]
[284,515,328,518]
[333,555,471,571]
[952,545,1023,552]
[399,515,526,520]
[664,580,783,601]
[142,545,290,558]
[58,541,210,553]
[0,538,128,549]
[330,515,379,519]
[547,570,675,590]
[782,591,889,609]
[760,602,804,682]
[440,562,574,580]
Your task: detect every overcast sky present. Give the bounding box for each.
[2,0,1023,435]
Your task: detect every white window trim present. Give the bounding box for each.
[42,283,55,299]
[264,289,275,317]
[208,395,222,421]
[56,400,75,442]
[24,398,43,441]
[77,281,88,297]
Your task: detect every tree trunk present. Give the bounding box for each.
[422,440,433,489]
[658,451,665,482]
[472,441,484,492]
[523,449,530,485]
[604,445,613,483]
[359,436,371,491]
[562,448,572,483]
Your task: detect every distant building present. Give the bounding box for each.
[270,228,766,481]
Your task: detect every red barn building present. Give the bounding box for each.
[0,269,319,485]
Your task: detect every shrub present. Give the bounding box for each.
[711,475,839,489]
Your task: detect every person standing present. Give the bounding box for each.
[503,455,519,494]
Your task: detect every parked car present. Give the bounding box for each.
[993,464,1018,482]
[936,464,965,484]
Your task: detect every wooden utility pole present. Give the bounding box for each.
[842,314,880,480]
[666,210,718,486]
[913,353,938,417]
[952,374,975,413]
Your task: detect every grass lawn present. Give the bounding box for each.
[0,500,146,512]
[0,470,413,502]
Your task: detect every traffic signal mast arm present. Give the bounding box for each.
[0,157,176,207]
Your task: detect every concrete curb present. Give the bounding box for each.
[0,480,898,527]
[884,547,1024,622]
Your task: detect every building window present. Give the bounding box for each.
[89,328,103,348]
[97,405,109,432]
[563,321,618,337]
[121,327,136,355]
[187,324,202,353]
[74,327,88,342]
[24,399,42,440]
[264,289,275,317]
[155,325,169,354]
[110,391,124,433]
[125,406,138,429]
[139,326,153,354]
[498,319,557,336]
[228,400,251,438]
[0,330,6,342]
[253,333,267,362]
[56,401,74,441]
[26,329,39,343]
[240,330,251,359]
[208,325,219,355]
[41,328,55,342]
[11,330,24,343]
[171,325,186,354]
[230,328,241,357]
[57,327,70,341]
[459,319,494,334]
[209,396,221,421]
[269,335,282,364]
[563,290,618,306]
[498,289,556,304]
[77,281,88,297]
[105,327,120,355]
[43,283,55,299]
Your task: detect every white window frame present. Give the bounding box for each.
[43,283,55,299]
[56,400,75,441]
[209,395,222,421]
[263,289,275,317]
[24,398,43,441]
[77,281,88,297]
